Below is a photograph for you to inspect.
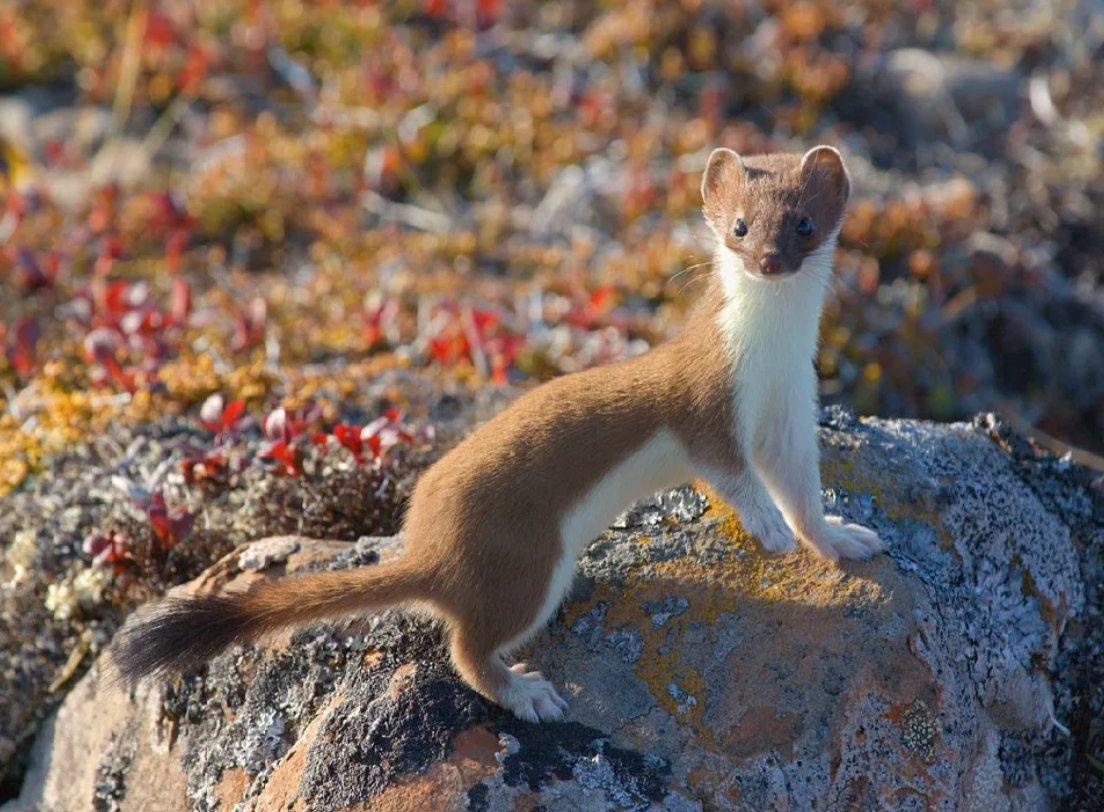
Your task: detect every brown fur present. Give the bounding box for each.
[112,147,851,716]
[111,282,739,706]
[703,148,848,275]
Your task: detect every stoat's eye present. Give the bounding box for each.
[733,218,748,238]
[796,217,814,237]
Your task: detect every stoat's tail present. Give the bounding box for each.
[111,561,427,681]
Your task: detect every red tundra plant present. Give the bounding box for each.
[85,490,195,573]
[361,295,400,349]
[4,318,39,376]
[179,447,233,486]
[263,403,321,444]
[199,393,247,435]
[258,403,322,477]
[146,489,196,553]
[426,303,525,385]
[231,297,267,352]
[560,285,616,330]
[83,327,137,392]
[83,529,133,574]
[319,409,414,465]
[260,439,303,477]
[75,244,184,392]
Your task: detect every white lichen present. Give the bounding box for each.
[5,529,39,585]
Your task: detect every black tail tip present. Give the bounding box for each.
[110,593,253,684]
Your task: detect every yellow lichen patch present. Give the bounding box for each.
[698,480,889,610]
[563,482,899,752]
[159,352,223,402]
[887,698,939,768]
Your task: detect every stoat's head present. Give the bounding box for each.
[701,146,850,282]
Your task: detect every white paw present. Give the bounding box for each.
[741,505,798,554]
[804,517,883,562]
[504,663,568,723]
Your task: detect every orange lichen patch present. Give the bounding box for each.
[387,662,420,701]
[214,766,249,808]
[728,705,802,758]
[365,762,471,812]
[451,725,502,771]
[684,766,736,807]
[261,689,351,810]
[366,724,503,812]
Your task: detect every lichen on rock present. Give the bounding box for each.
[6,415,1103,810]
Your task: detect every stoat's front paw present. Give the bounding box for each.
[741,504,797,554]
[804,516,882,562]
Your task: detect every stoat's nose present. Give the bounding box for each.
[759,254,783,275]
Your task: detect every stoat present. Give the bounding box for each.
[113,145,882,723]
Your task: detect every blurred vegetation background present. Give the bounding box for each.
[2,3,1104,799]
[1,0,1103,497]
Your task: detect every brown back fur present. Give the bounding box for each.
[113,148,841,710]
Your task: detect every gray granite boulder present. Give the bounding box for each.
[6,414,1102,811]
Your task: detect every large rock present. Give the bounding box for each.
[6,415,1100,811]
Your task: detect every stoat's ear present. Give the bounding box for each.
[800,145,850,204]
[701,148,745,227]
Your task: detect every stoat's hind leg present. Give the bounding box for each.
[449,629,567,722]
[504,662,568,722]
[444,527,576,722]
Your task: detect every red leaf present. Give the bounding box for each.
[83,327,137,392]
[8,318,38,375]
[148,492,171,545]
[231,297,267,351]
[179,43,209,95]
[263,406,287,441]
[333,423,365,462]
[181,450,229,484]
[166,229,189,275]
[264,404,316,442]
[147,489,194,552]
[83,529,132,571]
[221,399,246,426]
[171,276,191,325]
[143,11,177,49]
[491,354,508,386]
[199,394,245,433]
[260,440,302,476]
[94,236,125,276]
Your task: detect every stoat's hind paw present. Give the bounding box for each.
[503,663,568,723]
[805,517,883,562]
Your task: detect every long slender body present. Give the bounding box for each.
[113,145,882,722]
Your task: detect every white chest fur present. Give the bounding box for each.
[716,241,835,447]
[560,428,693,548]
